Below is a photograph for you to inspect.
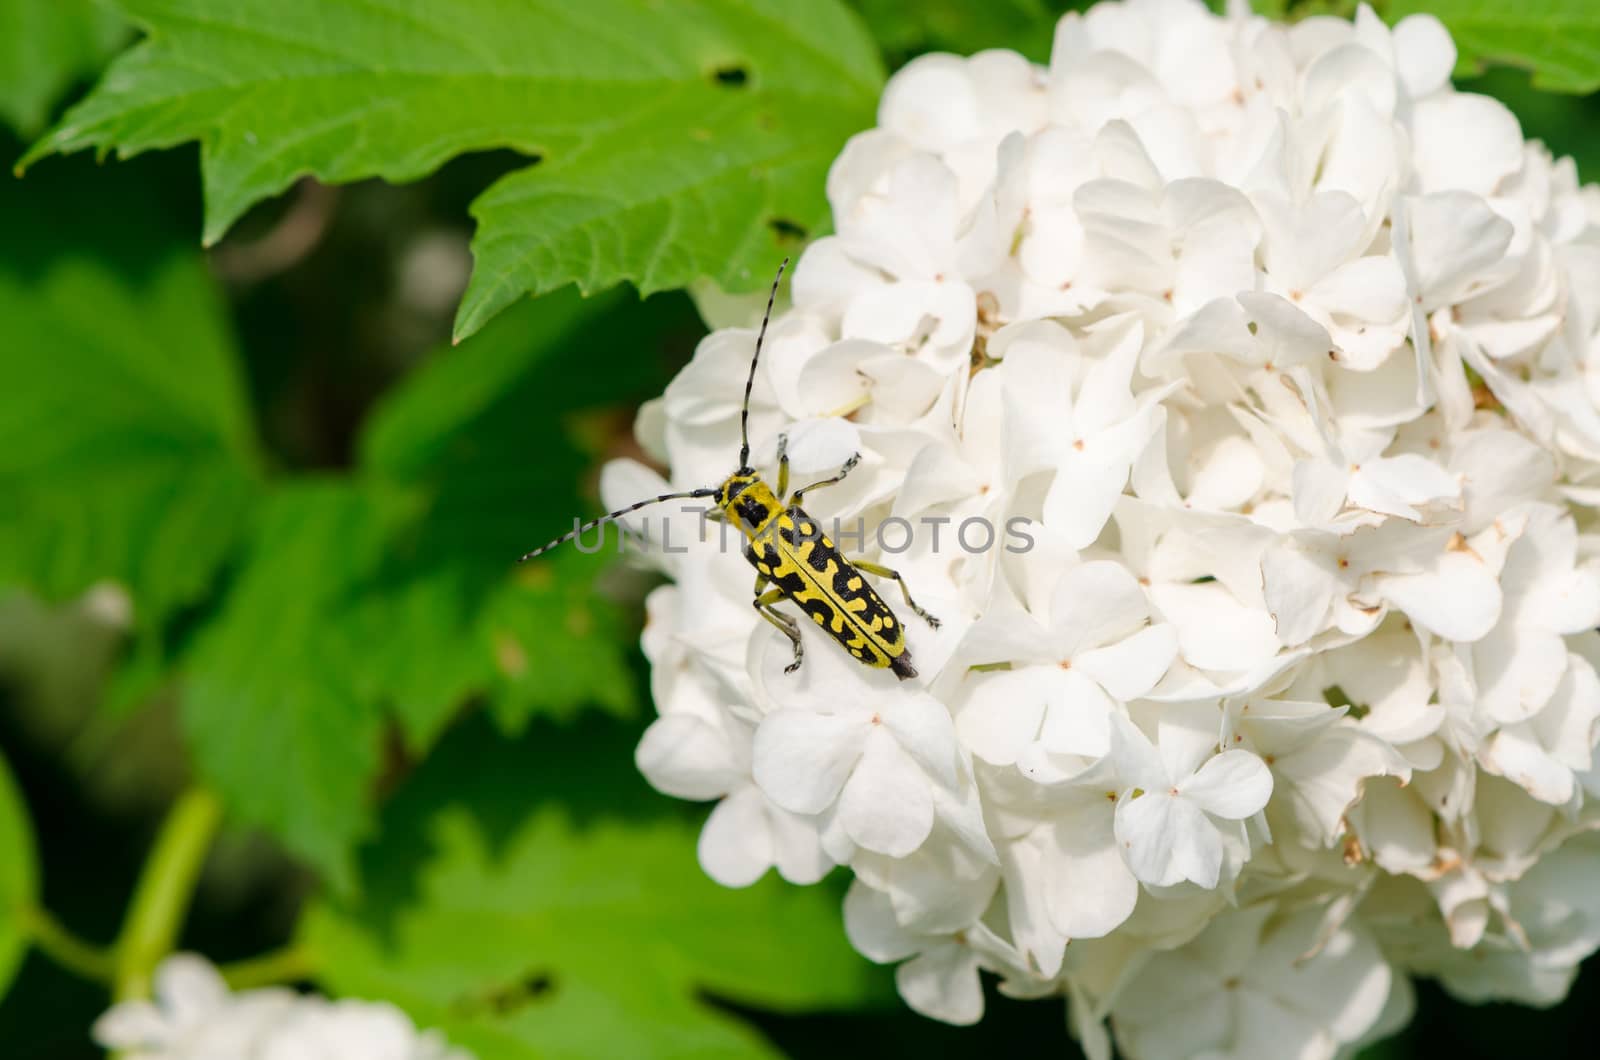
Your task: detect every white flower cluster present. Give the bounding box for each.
[94,954,471,1060]
[609,1,1600,1055]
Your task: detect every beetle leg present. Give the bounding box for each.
[789,452,861,508]
[851,560,941,629]
[752,577,804,672]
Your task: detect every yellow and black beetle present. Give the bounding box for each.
[519,260,939,679]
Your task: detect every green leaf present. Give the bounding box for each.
[0,748,39,998]
[178,286,691,880]
[24,0,884,340]
[353,284,700,743]
[849,0,1078,67]
[1385,1,1600,92]
[0,0,127,135]
[180,480,387,889]
[478,551,638,731]
[302,716,882,1059]
[0,155,260,643]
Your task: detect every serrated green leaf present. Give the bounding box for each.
[352,284,701,742]
[0,0,127,135]
[1386,1,1600,93]
[181,480,387,889]
[302,717,881,1059]
[0,155,260,642]
[0,749,39,999]
[25,0,883,340]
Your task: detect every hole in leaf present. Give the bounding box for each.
[768,216,808,243]
[712,64,750,88]
[450,970,558,1017]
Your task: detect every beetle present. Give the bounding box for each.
[519,260,939,679]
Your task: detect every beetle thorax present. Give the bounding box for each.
[718,473,782,538]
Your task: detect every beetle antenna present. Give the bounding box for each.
[518,488,718,562]
[738,258,788,471]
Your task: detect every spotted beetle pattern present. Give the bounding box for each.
[742,507,911,676]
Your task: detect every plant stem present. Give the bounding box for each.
[112,787,223,1002]
[21,906,115,983]
[219,943,318,990]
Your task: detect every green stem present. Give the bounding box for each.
[112,788,223,1002]
[21,906,115,984]
[219,943,318,990]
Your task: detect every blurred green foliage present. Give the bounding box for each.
[2,1,1600,1058]
[0,0,124,135]
[0,749,37,997]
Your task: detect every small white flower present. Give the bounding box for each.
[751,633,966,859]
[93,955,469,1060]
[1109,708,1273,889]
[956,560,1177,771]
[636,703,830,887]
[1111,904,1395,1060]
[1222,696,1408,846]
[843,879,1024,1026]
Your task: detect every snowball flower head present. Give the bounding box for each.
[612,1,1600,1055]
[93,954,471,1060]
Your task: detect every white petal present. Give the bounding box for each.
[1039,668,1119,760]
[1150,581,1282,674]
[1109,712,1169,792]
[698,786,775,887]
[897,944,986,1026]
[1362,453,1458,509]
[1378,552,1503,642]
[1393,15,1456,97]
[881,694,962,789]
[1050,560,1152,655]
[955,669,1050,766]
[1481,726,1576,806]
[1114,788,1184,887]
[1452,427,1554,532]
[155,953,230,1023]
[752,709,869,814]
[771,804,833,885]
[1277,725,1408,845]
[1042,456,1130,551]
[635,714,740,800]
[838,727,935,857]
[1476,625,1568,724]
[1524,568,1600,635]
[1048,812,1139,939]
[1261,541,1340,646]
[91,1001,169,1048]
[843,880,920,963]
[1166,797,1225,889]
[1293,457,1351,526]
[1181,750,1274,819]
[878,54,983,153]
[1410,94,1525,197]
[1074,623,1179,701]
[998,831,1069,978]
[1405,191,1514,307]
